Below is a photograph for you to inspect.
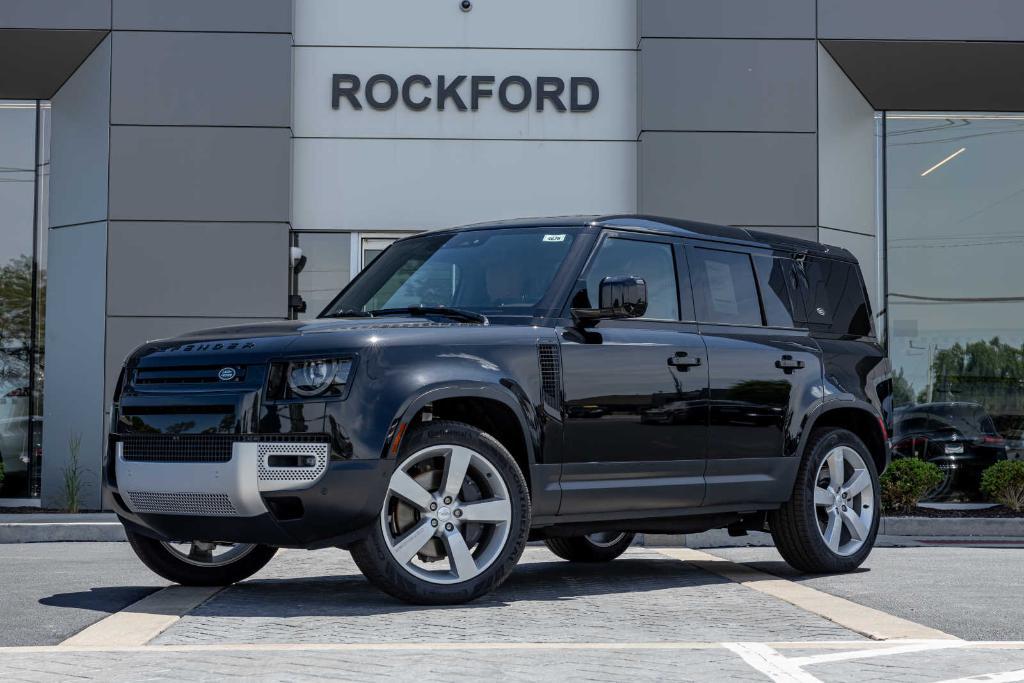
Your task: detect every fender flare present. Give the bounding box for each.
[797,398,888,466]
[380,380,539,465]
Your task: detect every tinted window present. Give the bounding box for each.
[692,248,762,326]
[798,256,871,336]
[583,237,679,320]
[753,254,796,327]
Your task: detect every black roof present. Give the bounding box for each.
[450,214,857,262]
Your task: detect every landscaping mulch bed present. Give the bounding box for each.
[888,506,1024,519]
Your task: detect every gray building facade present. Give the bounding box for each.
[1,0,1022,507]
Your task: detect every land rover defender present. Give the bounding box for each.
[107,215,891,604]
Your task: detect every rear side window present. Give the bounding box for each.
[691,248,763,326]
[795,256,872,336]
[753,254,797,327]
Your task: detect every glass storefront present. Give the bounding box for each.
[886,113,1024,501]
[0,100,48,501]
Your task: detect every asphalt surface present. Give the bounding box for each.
[0,542,164,646]
[711,545,1024,641]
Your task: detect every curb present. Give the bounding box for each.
[0,514,1019,544]
[0,513,126,543]
[641,516,1024,549]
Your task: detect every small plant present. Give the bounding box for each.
[880,458,944,513]
[981,460,1024,512]
[0,452,5,491]
[61,433,86,513]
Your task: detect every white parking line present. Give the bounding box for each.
[934,671,1024,683]
[790,640,970,666]
[60,586,222,647]
[657,548,959,641]
[723,642,823,683]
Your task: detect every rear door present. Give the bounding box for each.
[688,245,823,507]
[557,232,709,516]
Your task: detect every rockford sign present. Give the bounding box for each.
[331,73,599,112]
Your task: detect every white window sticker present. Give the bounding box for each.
[543,234,566,242]
[705,260,739,316]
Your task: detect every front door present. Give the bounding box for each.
[687,245,823,506]
[558,233,709,516]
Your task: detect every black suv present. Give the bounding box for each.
[107,216,891,604]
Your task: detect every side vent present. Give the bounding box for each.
[537,343,562,412]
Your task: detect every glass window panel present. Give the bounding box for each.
[886,112,1024,501]
[691,248,762,326]
[584,237,679,321]
[753,254,796,328]
[0,101,39,499]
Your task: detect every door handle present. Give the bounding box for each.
[775,355,805,374]
[668,352,702,371]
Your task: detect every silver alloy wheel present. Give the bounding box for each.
[585,532,628,548]
[814,445,875,557]
[381,444,512,585]
[160,541,257,567]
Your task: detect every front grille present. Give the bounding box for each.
[538,343,562,411]
[133,364,246,385]
[118,433,331,463]
[126,491,238,516]
[121,434,235,463]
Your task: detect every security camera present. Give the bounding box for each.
[460,0,472,11]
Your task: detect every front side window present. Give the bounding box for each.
[581,237,679,320]
[691,248,762,326]
[324,227,579,317]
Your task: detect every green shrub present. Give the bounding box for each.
[0,454,5,490]
[880,458,944,513]
[981,460,1024,511]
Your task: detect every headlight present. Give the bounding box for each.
[286,358,352,397]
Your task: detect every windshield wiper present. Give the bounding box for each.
[369,306,489,324]
[322,309,373,318]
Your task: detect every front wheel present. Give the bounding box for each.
[544,532,635,562]
[351,420,531,605]
[770,428,880,573]
[125,528,277,586]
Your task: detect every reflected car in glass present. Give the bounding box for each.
[892,402,1008,501]
[105,216,891,604]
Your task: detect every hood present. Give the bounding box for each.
[126,317,493,367]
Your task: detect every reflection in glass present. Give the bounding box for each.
[886,113,1024,501]
[0,101,45,499]
[291,232,352,320]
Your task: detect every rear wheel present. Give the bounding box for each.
[125,528,277,586]
[351,420,530,604]
[770,428,880,573]
[544,531,635,562]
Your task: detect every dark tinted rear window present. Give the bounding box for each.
[793,256,872,336]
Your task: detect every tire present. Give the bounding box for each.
[544,532,635,562]
[770,428,881,573]
[125,527,277,586]
[351,420,531,605]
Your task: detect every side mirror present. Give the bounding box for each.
[572,275,648,325]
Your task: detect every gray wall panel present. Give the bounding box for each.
[107,222,288,317]
[109,126,290,222]
[111,32,291,127]
[41,222,107,509]
[112,0,291,33]
[0,0,110,29]
[49,36,110,228]
[639,132,817,226]
[818,0,1024,41]
[640,39,816,132]
[744,226,819,242]
[640,0,814,39]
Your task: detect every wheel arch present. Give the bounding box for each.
[384,382,539,495]
[802,402,889,474]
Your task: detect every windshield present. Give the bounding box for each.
[322,227,581,317]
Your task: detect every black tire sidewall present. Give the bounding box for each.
[124,527,277,586]
[351,420,531,605]
[772,428,881,573]
[544,532,636,562]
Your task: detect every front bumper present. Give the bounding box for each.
[107,440,395,548]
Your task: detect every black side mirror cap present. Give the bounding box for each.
[571,275,648,325]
